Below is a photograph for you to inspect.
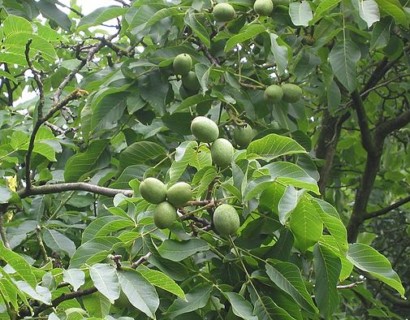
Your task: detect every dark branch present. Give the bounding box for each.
[18,182,133,199]
[351,90,375,154]
[364,196,410,220]
[376,109,410,141]
[21,287,98,318]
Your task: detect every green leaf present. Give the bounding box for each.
[264,162,320,194]
[2,15,32,35]
[5,33,57,62]
[34,1,72,31]
[247,134,306,162]
[69,237,121,268]
[312,0,341,23]
[158,239,210,262]
[224,292,257,320]
[168,141,198,184]
[15,281,51,305]
[118,270,159,319]
[319,236,354,281]
[347,243,405,296]
[266,261,318,313]
[137,265,185,299]
[165,284,212,319]
[138,70,169,115]
[0,240,37,287]
[81,216,135,244]
[289,1,313,26]
[277,186,305,224]
[253,296,294,320]
[225,24,266,52]
[370,19,391,50]
[288,196,323,251]
[185,10,210,48]
[0,185,12,204]
[375,0,408,27]
[63,269,85,291]
[90,263,120,303]
[329,39,361,92]
[147,7,181,27]
[119,141,166,169]
[269,34,288,75]
[358,0,380,28]
[313,244,341,318]
[78,6,127,31]
[313,199,348,254]
[64,140,110,182]
[42,229,76,258]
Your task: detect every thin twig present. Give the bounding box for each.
[364,195,410,220]
[131,252,152,268]
[35,225,49,264]
[337,281,364,289]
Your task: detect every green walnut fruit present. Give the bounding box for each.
[213,3,236,22]
[281,83,303,103]
[213,204,240,236]
[254,0,274,16]
[211,138,234,168]
[153,201,177,229]
[191,116,219,143]
[182,71,200,92]
[139,177,167,204]
[173,53,192,76]
[264,84,283,102]
[167,182,192,207]
[233,124,254,148]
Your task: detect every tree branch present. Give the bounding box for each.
[351,90,375,154]
[376,109,410,141]
[19,287,99,318]
[18,182,133,199]
[364,195,410,220]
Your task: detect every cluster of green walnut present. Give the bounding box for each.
[212,0,287,22]
[139,115,247,237]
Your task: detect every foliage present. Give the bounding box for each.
[0,0,409,319]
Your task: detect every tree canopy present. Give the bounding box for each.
[0,0,409,319]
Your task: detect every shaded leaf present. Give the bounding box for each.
[64,140,110,182]
[78,6,127,31]
[158,239,210,262]
[224,292,257,320]
[253,296,294,320]
[42,229,76,258]
[225,24,266,52]
[119,141,166,169]
[69,237,121,268]
[165,284,212,319]
[329,40,361,92]
[266,261,318,313]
